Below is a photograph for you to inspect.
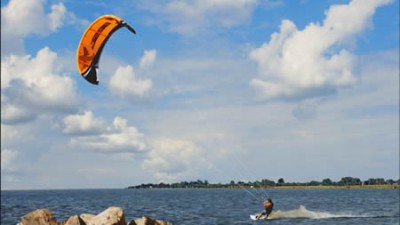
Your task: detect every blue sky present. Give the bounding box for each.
[1,0,399,190]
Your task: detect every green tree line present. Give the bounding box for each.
[128,177,399,189]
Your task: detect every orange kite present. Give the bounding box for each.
[76,15,136,85]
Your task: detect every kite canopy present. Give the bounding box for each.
[76,15,136,85]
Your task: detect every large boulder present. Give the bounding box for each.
[87,207,126,225]
[129,216,173,225]
[19,208,58,225]
[79,214,95,224]
[17,207,173,225]
[61,215,85,225]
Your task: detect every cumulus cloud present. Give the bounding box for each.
[140,50,157,69]
[70,117,147,154]
[249,0,392,100]
[109,65,152,97]
[138,0,257,35]
[1,0,67,56]
[63,111,106,135]
[1,102,37,124]
[1,47,77,124]
[143,137,207,182]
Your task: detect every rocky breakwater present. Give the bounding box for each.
[17,207,173,225]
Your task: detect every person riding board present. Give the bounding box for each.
[256,198,274,220]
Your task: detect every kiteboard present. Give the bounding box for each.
[250,214,269,220]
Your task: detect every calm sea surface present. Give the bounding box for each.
[1,188,399,225]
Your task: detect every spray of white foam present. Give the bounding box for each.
[270,205,354,219]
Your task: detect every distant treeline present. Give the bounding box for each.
[128,177,400,189]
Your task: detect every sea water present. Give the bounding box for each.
[1,188,399,225]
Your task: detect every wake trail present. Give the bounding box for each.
[266,205,398,220]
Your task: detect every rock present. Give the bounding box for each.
[129,216,173,225]
[79,214,95,224]
[87,207,126,225]
[19,208,58,225]
[61,215,85,225]
[17,207,172,225]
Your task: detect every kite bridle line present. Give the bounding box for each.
[185,97,269,203]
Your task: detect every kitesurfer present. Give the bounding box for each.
[256,198,274,220]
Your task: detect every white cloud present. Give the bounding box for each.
[1,149,18,171]
[142,137,207,182]
[1,102,37,124]
[1,148,20,188]
[140,50,157,69]
[1,0,66,36]
[139,0,257,35]
[63,111,106,135]
[48,2,66,31]
[109,65,152,97]
[1,47,77,124]
[70,117,147,154]
[249,0,392,100]
[1,124,19,140]
[1,0,67,56]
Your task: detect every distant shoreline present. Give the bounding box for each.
[1,184,398,191]
[253,184,400,189]
[128,177,400,189]
[128,184,400,189]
